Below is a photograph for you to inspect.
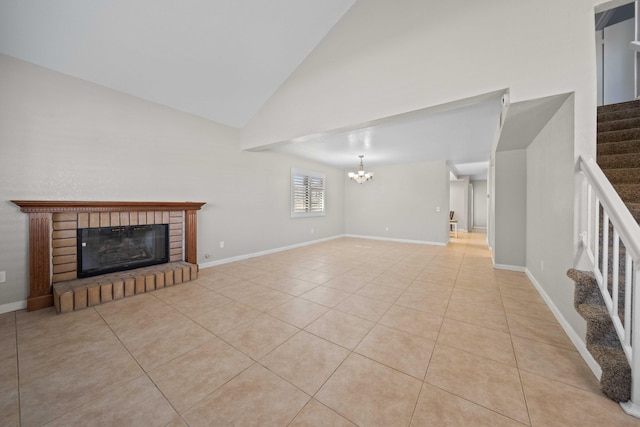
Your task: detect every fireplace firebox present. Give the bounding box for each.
[77,224,169,278]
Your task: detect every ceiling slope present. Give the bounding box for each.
[0,0,356,127]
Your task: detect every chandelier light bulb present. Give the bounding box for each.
[348,155,373,184]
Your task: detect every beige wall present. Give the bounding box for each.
[345,160,449,244]
[494,149,527,269]
[471,180,488,229]
[0,55,346,309]
[526,97,580,337]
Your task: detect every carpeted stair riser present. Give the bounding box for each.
[565,101,639,404]
[571,270,599,301]
[604,168,640,184]
[590,344,632,403]
[612,183,640,203]
[570,269,603,307]
[572,270,625,325]
[568,269,631,402]
[597,153,640,169]
[597,99,640,114]
[597,117,640,133]
[583,308,622,350]
[573,270,625,327]
[598,128,640,144]
[599,109,640,122]
[597,140,640,156]
[580,267,626,312]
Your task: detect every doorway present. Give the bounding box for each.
[596,2,636,105]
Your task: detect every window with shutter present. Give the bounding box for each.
[291,169,325,218]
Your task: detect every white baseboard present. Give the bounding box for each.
[525,268,601,380]
[343,234,447,247]
[0,299,27,314]
[201,233,450,269]
[493,263,525,272]
[199,235,345,269]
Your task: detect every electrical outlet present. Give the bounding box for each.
[310,228,314,234]
[219,241,225,248]
[0,271,5,283]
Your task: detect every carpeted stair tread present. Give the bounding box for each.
[576,287,625,320]
[599,109,640,122]
[569,269,599,304]
[569,268,631,402]
[598,99,640,114]
[603,167,640,184]
[576,302,614,324]
[569,269,614,313]
[569,100,639,405]
[597,153,640,169]
[588,344,631,402]
[599,107,640,122]
[597,116,640,132]
[612,183,640,203]
[597,139,640,156]
[598,128,640,144]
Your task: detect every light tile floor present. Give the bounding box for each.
[2,232,640,426]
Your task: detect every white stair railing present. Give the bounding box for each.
[579,155,640,417]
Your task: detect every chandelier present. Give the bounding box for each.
[348,155,374,184]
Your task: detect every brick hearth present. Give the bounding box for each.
[53,261,197,314]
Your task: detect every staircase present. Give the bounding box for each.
[597,100,640,223]
[568,100,640,403]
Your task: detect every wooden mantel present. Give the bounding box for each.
[12,200,206,213]
[11,200,206,311]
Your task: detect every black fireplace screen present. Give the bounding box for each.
[77,224,169,278]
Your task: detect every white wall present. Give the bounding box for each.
[472,180,488,228]
[597,29,604,106]
[345,160,449,244]
[242,0,597,161]
[0,54,345,309]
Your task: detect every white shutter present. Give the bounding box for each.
[291,169,326,217]
[309,176,325,212]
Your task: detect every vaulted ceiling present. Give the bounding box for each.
[0,0,355,128]
[0,0,503,179]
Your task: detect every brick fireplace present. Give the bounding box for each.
[12,201,205,311]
